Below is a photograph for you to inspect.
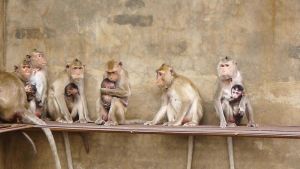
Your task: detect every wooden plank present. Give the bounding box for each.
[0,124,33,133]
[28,121,300,139]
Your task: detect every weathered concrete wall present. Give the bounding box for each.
[2,0,300,169]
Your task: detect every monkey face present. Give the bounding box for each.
[66,87,79,96]
[106,66,120,82]
[70,65,84,80]
[156,64,174,88]
[231,87,243,99]
[20,64,32,80]
[217,60,237,80]
[32,52,47,68]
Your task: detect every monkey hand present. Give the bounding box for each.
[220,120,227,128]
[77,118,88,123]
[144,121,154,125]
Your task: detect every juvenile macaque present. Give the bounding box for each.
[48,58,91,123]
[64,82,83,121]
[28,49,48,116]
[0,71,61,169]
[95,60,141,126]
[144,64,203,126]
[214,56,255,128]
[14,57,39,117]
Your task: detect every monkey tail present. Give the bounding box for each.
[22,111,62,169]
[21,131,37,154]
[122,119,146,125]
[80,133,90,153]
[63,132,74,169]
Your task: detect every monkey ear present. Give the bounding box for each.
[26,55,31,59]
[66,64,70,69]
[170,68,174,75]
[14,65,19,72]
[119,62,123,66]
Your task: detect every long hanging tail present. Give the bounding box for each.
[21,132,37,154]
[63,132,74,169]
[80,133,90,153]
[23,111,62,169]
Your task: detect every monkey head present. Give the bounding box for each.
[30,49,47,69]
[231,84,244,100]
[64,83,79,97]
[66,58,85,80]
[14,57,33,81]
[217,56,238,81]
[105,60,122,82]
[156,64,176,89]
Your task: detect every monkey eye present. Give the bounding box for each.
[225,64,229,67]
[220,64,225,67]
[158,72,163,76]
[79,67,83,70]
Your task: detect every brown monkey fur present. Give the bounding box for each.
[0,70,61,169]
[48,58,91,123]
[214,56,255,128]
[144,64,203,126]
[95,60,143,125]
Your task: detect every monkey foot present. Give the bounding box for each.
[104,121,118,126]
[77,119,88,123]
[144,121,154,125]
[95,119,106,125]
[183,122,198,126]
[227,123,237,127]
[247,122,257,127]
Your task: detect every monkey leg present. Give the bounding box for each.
[184,99,203,126]
[95,98,109,125]
[105,98,126,126]
[222,100,236,127]
[162,105,176,126]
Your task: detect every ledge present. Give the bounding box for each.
[2,122,300,139]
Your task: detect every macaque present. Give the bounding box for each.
[14,57,39,117]
[95,60,141,126]
[28,49,48,117]
[64,82,83,121]
[144,64,203,126]
[48,58,91,123]
[214,56,255,128]
[0,71,61,169]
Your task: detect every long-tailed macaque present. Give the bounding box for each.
[95,60,142,126]
[14,57,39,117]
[214,56,255,128]
[48,58,91,123]
[64,82,83,121]
[144,64,203,126]
[0,71,61,169]
[28,49,48,117]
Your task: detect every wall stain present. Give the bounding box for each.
[113,14,153,27]
[15,27,56,39]
[125,0,145,9]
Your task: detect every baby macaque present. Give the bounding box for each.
[64,83,83,121]
[226,84,247,126]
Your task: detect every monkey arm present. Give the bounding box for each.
[214,87,227,128]
[100,86,131,98]
[55,94,72,122]
[245,98,256,127]
[145,95,168,125]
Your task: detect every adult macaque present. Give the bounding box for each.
[214,56,255,128]
[28,49,48,117]
[64,82,83,121]
[144,64,203,126]
[14,57,39,117]
[95,60,142,126]
[48,58,91,123]
[0,71,61,169]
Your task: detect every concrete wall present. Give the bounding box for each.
[1,0,300,169]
